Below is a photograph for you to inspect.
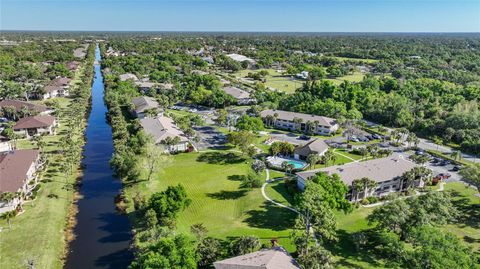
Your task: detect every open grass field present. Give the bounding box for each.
[0,97,84,269]
[233,69,302,94]
[331,56,379,63]
[326,72,365,85]
[125,151,297,251]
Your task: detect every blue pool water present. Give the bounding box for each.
[288,160,307,169]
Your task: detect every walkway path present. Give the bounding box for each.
[261,169,300,214]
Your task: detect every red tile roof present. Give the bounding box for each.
[0,100,51,113]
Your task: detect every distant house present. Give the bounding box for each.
[131,96,162,118]
[67,61,80,71]
[0,149,42,214]
[140,116,189,153]
[0,135,12,152]
[202,56,214,64]
[39,77,71,99]
[214,247,300,269]
[296,154,426,200]
[295,71,309,80]
[222,86,256,105]
[226,53,256,65]
[13,115,56,138]
[0,100,53,116]
[119,73,139,82]
[135,81,157,92]
[73,45,88,59]
[260,109,339,135]
[294,139,329,160]
[158,83,174,91]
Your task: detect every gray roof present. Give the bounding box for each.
[0,149,39,193]
[135,81,156,88]
[140,116,188,144]
[222,86,251,99]
[119,73,138,81]
[214,247,300,269]
[294,139,329,157]
[0,100,51,114]
[260,110,337,128]
[297,154,419,186]
[132,96,160,114]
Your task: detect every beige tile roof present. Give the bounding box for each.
[222,86,251,99]
[297,154,418,185]
[132,96,160,114]
[260,109,337,127]
[294,139,329,157]
[0,149,39,193]
[214,247,300,269]
[140,116,188,144]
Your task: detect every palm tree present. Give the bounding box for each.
[306,154,319,169]
[322,150,334,167]
[293,117,303,132]
[2,210,16,229]
[450,151,462,161]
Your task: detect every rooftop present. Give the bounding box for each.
[214,247,300,269]
[131,96,160,114]
[0,149,39,193]
[13,115,55,130]
[226,53,256,63]
[0,100,51,113]
[140,116,188,144]
[294,139,329,156]
[222,86,251,99]
[48,77,71,87]
[260,109,337,127]
[119,73,139,81]
[297,154,418,185]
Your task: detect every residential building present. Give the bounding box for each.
[13,115,56,138]
[295,71,309,80]
[0,149,41,214]
[226,53,256,65]
[38,77,71,99]
[135,81,156,92]
[140,116,189,153]
[222,86,256,105]
[294,139,329,160]
[296,154,425,200]
[0,135,12,152]
[214,247,300,269]
[260,109,339,135]
[131,96,162,118]
[67,61,80,71]
[202,56,214,64]
[0,99,53,116]
[119,73,139,82]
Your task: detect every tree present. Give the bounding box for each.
[235,115,264,132]
[129,235,197,269]
[406,227,477,269]
[459,163,480,188]
[229,235,261,256]
[297,245,333,269]
[160,136,181,153]
[227,131,255,156]
[351,177,377,201]
[251,160,266,174]
[144,208,158,229]
[196,237,221,267]
[307,154,320,169]
[190,223,208,240]
[144,140,164,181]
[450,150,462,161]
[148,184,191,224]
[242,171,263,188]
[214,109,228,126]
[2,210,17,229]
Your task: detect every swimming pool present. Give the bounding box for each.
[266,156,308,170]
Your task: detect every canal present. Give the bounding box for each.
[65,44,133,269]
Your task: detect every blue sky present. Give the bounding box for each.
[1,0,479,32]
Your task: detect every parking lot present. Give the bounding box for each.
[193,126,227,151]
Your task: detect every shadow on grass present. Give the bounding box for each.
[206,190,248,200]
[243,201,296,231]
[449,190,480,230]
[271,182,295,206]
[197,151,246,165]
[227,175,246,182]
[325,229,386,269]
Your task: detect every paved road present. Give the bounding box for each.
[193,125,227,150]
[364,120,479,164]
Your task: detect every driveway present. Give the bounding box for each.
[268,131,314,145]
[193,126,227,150]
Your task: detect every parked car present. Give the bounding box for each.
[451,166,461,172]
[372,134,382,140]
[299,135,310,140]
[439,160,451,166]
[415,149,425,155]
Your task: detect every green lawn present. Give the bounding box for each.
[265,179,479,268]
[125,151,297,251]
[0,97,84,269]
[234,69,302,94]
[331,56,379,63]
[326,72,365,85]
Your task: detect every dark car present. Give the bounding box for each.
[439,160,451,166]
[372,134,382,140]
[299,135,311,140]
[451,166,461,172]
